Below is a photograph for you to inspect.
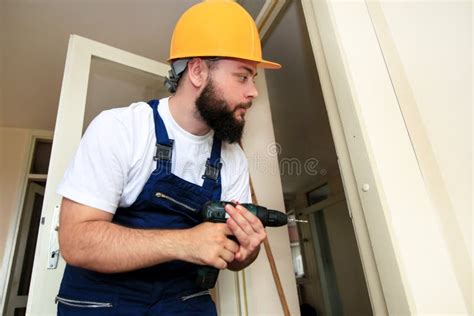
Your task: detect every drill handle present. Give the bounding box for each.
[196,266,220,289]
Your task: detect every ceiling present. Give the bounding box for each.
[0,0,338,197]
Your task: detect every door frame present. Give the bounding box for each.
[301,0,394,314]
[3,181,45,315]
[0,131,52,314]
[302,1,471,313]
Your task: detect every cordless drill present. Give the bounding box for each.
[195,201,303,289]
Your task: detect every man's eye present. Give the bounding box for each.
[239,75,248,82]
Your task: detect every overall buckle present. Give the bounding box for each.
[202,159,222,181]
[154,140,174,161]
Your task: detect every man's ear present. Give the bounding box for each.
[186,58,209,88]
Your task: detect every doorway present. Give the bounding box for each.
[263,1,373,314]
[3,138,51,316]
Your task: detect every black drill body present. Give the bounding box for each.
[196,201,289,289]
[201,201,289,226]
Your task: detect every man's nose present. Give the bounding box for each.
[246,81,259,99]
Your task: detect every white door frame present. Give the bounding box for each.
[302,0,470,314]
[0,130,52,314]
[4,182,45,315]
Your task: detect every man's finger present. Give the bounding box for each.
[215,258,227,270]
[215,222,234,236]
[235,204,265,232]
[224,237,239,253]
[227,217,251,247]
[225,204,254,235]
[220,248,235,263]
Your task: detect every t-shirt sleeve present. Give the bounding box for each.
[57,111,131,214]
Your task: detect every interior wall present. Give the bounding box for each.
[378,0,472,259]
[0,128,31,303]
[262,0,339,195]
[242,70,300,315]
[0,0,4,116]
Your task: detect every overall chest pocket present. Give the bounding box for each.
[143,170,216,227]
[154,192,198,213]
[150,189,206,226]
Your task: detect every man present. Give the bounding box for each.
[55,1,281,314]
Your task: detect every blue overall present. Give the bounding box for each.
[56,100,222,315]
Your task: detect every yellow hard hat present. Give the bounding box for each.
[168,0,281,69]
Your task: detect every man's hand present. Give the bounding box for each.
[59,198,238,273]
[183,222,239,270]
[224,202,267,270]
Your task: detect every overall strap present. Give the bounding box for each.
[202,136,223,196]
[147,100,174,168]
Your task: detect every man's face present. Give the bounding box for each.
[195,59,258,143]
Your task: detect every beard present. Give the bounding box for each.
[195,78,251,144]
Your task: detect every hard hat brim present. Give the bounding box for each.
[259,59,282,69]
[168,56,282,70]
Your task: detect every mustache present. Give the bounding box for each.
[234,102,252,112]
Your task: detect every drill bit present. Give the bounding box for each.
[287,218,308,224]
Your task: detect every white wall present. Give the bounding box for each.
[379,0,472,260]
[373,1,473,312]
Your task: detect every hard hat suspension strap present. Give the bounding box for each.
[164,58,190,93]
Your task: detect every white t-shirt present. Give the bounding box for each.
[57,97,251,214]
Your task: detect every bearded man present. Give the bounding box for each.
[55,1,280,315]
